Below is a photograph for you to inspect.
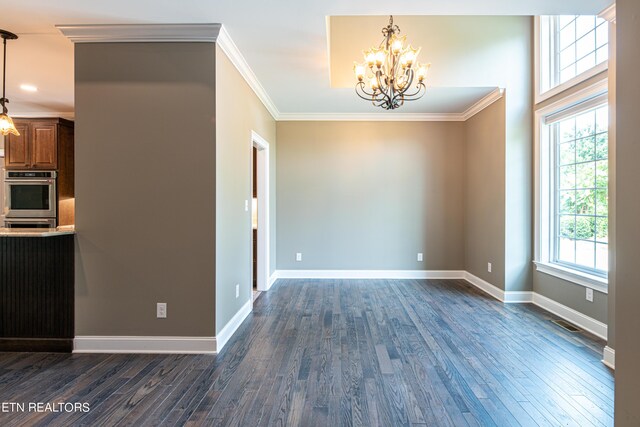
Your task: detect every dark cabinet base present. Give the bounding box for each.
[0,235,74,353]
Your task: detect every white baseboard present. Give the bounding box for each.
[73,336,217,354]
[463,272,508,302]
[268,272,278,288]
[215,299,252,352]
[274,269,466,280]
[504,291,534,303]
[602,346,615,369]
[463,272,534,303]
[531,293,608,340]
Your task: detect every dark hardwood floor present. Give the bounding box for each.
[0,279,613,426]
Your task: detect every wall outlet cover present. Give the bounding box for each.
[296,253,302,262]
[157,303,167,319]
[417,253,423,262]
[236,284,240,298]
[586,288,594,302]
[488,263,492,273]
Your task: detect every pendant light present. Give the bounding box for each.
[0,29,19,136]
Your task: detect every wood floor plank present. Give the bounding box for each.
[0,278,614,427]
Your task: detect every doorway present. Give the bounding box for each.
[251,131,271,298]
[252,146,259,301]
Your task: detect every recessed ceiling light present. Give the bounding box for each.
[20,84,38,92]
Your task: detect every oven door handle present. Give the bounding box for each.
[5,179,55,184]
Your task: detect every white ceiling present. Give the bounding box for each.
[0,0,612,117]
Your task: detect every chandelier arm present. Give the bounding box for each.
[379,89,393,108]
[356,82,392,106]
[355,82,376,101]
[396,83,426,101]
[376,69,384,92]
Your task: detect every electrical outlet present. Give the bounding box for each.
[236,284,240,298]
[586,288,594,302]
[296,253,302,262]
[244,200,249,212]
[488,263,492,273]
[417,253,423,262]
[157,303,167,319]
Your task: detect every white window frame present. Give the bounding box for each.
[534,16,609,104]
[534,78,609,293]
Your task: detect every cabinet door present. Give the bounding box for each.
[4,122,30,169]
[30,123,58,169]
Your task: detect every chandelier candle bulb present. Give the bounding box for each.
[374,50,386,67]
[365,51,376,66]
[353,16,429,110]
[391,36,405,54]
[416,64,430,82]
[354,63,366,81]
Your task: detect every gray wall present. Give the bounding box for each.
[215,45,276,333]
[464,98,506,289]
[74,43,217,337]
[615,1,640,424]
[503,19,533,293]
[276,121,466,271]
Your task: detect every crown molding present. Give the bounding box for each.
[599,4,616,24]
[56,23,222,43]
[277,112,465,122]
[216,26,280,120]
[460,88,504,120]
[11,112,75,120]
[278,88,503,122]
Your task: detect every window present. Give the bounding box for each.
[538,15,609,97]
[551,104,608,275]
[535,84,609,291]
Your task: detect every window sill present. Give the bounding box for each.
[536,61,609,105]
[533,261,608,294]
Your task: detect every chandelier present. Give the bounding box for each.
[354,16,429,110]
[0,29,19,136]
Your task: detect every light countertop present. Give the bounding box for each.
[0,225,76,237]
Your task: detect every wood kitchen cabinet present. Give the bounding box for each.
[3,117,75,226]
[4,118,74,170]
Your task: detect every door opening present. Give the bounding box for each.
[252,147,259,301]
[251,131,271,297]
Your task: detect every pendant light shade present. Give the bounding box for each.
[0,112,19,136]
[0,29,19,137]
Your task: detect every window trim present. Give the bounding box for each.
[534,16,609,104]
[533,261,608,293]
[534,77,609,291]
